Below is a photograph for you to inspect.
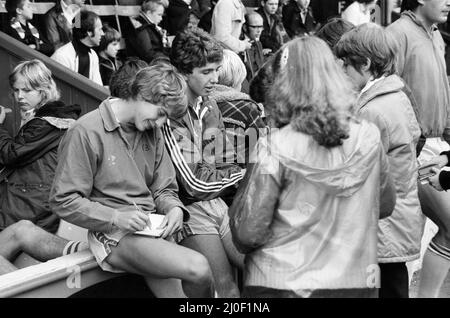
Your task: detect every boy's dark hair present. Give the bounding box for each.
[109,57,148,99]
[316,18,354,50]
[400,0,420,12]
[334,24,398,79]
[5,0,25,18]
[170,27,223,74]
[98,24,121,52]
[75,10,100,39]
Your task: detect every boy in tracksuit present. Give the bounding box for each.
[162,27,245,298]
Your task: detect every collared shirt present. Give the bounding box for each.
[300,8,307,24]
[359,76,385,98]
[49,98,188,233]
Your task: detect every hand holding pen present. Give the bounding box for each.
[133,201,152,229]
[111,203,149,232]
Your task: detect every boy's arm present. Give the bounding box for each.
[49,126,118,233]
[0,121,59,166]
[162,122,244,202]
[151,129,189,221]
[229,138,281,254]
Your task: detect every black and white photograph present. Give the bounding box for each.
[0,0,449,306]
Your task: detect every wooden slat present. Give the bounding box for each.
[0,1,140,16]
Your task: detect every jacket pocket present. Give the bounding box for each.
[6,182,52,221]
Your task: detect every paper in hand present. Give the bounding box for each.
[135,214,166,237]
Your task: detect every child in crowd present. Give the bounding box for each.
[97,24,122,88]
[0,59,86,274]
[127,0,170,63]
[164,27,245,297]
[4,0,53,55]
[335,23,423,298]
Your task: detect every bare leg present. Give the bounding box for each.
[417,183,450,297]
[181,234,240,298]
[0,220,86,262]
[222,231,245,269]
[105,234,214,298]
[0,255,17,275]
[418,248,450,298]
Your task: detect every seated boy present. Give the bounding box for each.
[163,27,245,297]
[49,63,213,298]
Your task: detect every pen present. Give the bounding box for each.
[133,201,152,228]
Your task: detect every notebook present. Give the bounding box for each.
[135,214,166,237]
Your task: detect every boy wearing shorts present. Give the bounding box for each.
[49,63,213,298]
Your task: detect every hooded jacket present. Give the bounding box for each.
[229,120,394,292]
[163,0,193,36]
[387,11,450,142]
[357,75,424,263]
[0,101,80,233]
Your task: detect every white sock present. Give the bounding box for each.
[62,241,89,255]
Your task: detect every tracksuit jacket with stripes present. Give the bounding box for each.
[162,97,244,206]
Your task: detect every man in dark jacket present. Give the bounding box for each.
[42,0,85,52]
[163,0,201,36]
[242,12,266,84]
[256,0,283,54]
[198,0,217,33]
[282,0,317,38]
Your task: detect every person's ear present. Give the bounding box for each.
[16,6,23,17]
[361,58,371,73]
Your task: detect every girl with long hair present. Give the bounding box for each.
[229,36,396,298]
